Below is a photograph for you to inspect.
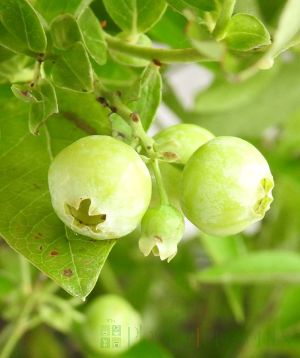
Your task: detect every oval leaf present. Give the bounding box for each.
[78,8,107,65]
[11,83,38,103]
[167,0,216,13]
[50,14,82,50]
[268,0,300,57]
[225,13,271,51]
[29,79,59,135]
[129,64,162,130]
[0,86,114,299]
[0,0,47,54]
[196,251,300,284]
[103,0,167,34]
[33,0,93,23]
[51,42,93,92]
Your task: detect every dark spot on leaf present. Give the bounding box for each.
[63,112,97,135]
[50,250,58,256]
[110,106,117,113]
[33,183,41,189]
[34,232,43,240]
[163,151,178,160]
[116,90,122,97]
[63,268,73,277]
[100,20,107,28]
[21,90,29,97]
[39,245,43,251]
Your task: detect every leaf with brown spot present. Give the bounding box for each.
[0,85,115,299]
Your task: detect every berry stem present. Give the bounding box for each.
[151,159,169,205]
[104,33,211,64]
[95,82,155,155]
[94,81,169,206]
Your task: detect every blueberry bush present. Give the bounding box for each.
[1,0,300,357]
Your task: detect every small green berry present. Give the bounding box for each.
[139,205,185,262]
[181,136,274,236]
[48,136,151,240]
[154,124,214,164]
[82,295,141,355]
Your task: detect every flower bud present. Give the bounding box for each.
[139,205,185,262]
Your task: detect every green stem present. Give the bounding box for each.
[0,286,40,358]
[95,82,169,206]
[104,34,210,64]
[151,160,169,205]
[19,255,32,295]
[95,82,155,155]
[213,0,236,40]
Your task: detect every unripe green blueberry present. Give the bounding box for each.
[181,136,274,236]
[48,136,151,240]
[139,205,185,262]
[154,124,214,164]
[109,33,152,67]
[82,295,141,355]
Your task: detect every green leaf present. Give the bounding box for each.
[0,55,33,84]
[268,0,300,57]
[51,42,93,92]
[0,21,32,56]
[167,0,216,13]
[11,83,38,103]
[0,85,114,299]
[257,0,287,27]
[190,57,300,137]
[149,7,190,49]
[102,0,167,34]
[0,273,14,300]
[194,68,277,113]
[0,46,14,62]
[0,0,47,54]
[119,339,173,358]
[199,234,246,322]
[225,13,271,51]
[197,251,300,284]
[200,234,247,265]
[29,79,59,135]
[129,64,162,131]
[78,8,107,65]
[50,14,82,50]
[92,58,138,90]
[32,0,93,24]
[55,87,112,137]
[187,21,224,60]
